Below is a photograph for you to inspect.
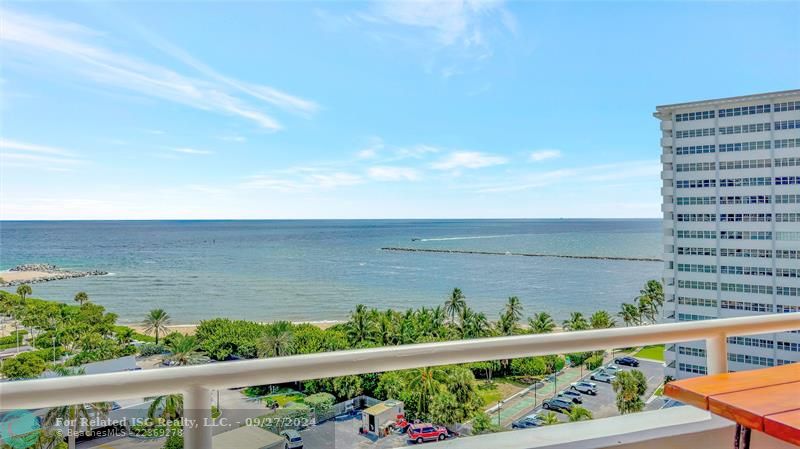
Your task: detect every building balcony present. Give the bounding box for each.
[661,153,673,163]
[660,136,673,147]
[660,120,674,131]
[661,186,674,197]
[1,314,798,449]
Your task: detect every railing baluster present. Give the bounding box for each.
[183,386,212,449]
[706,333,728,374]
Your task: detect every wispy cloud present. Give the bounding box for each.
[217,135,247,143]
[431,151,507,170]
[171,147,213,155]
[0,8,317,131]
[529,149,562,162]
[0,138,83,171]
[240,171,363,192]
[368,166,420,181]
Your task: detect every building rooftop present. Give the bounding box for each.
[655,88,800,113]
[212,425,283,449]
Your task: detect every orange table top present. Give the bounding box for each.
[665,363,800,446]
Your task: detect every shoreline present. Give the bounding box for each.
[125,320,343,335]
[0,264,109,287]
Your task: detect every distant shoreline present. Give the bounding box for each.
[126,320,343,335]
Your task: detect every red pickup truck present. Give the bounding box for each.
[407,424,448,443]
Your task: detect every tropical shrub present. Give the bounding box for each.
[510,357,548,377]
[584,354,604,370]
[139,343,169,357]
[1,352,47,379]
[304,392,335,416]
[194,318,267,360]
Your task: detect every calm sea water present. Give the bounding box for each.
[0,220,662,324]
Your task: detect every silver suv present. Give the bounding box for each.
[570,381,598,395]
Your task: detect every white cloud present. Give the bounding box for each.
[368,166,420,181]
[357,148,378,159]
[431,151,507,170]
[475,161,659,193]
[529,149,562,162]
[171,147,213,155]
[0,8,317,130]
[240,171,363,192]
[218,135,247,143]
[369,0,512,48]
[0,138,82,171]
[0,138,75,156]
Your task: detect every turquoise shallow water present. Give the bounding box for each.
[0,219,662,324]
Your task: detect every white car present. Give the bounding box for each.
[602,364,621,375]
[281,430,303,449]
[590,371,616,383]
[570,381,598,395]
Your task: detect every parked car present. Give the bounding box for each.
[557,390,583,404]
[602,364,621,375]
[280,429,303,449]
[590,371,616,383]
[614,356,640,367]
[512,414,544,429]
[570,381,598,395]
[407,424,448,443]
[542,398,574,413]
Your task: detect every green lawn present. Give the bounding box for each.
[634,344,665,361]
[477,381,503,406]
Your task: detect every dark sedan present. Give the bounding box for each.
[614,356,640,367]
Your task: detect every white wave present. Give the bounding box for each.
[417,234,517,242]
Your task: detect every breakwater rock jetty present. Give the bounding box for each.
[1,264,109,286]
[380,247,662,262]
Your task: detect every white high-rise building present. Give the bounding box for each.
[656,89,800,379]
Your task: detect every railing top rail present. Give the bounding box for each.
[2,313,799,410]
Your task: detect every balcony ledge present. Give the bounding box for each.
[406,407,796,449]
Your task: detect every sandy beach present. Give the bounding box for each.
[0,270,58,284]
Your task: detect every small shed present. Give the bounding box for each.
[361,400,404,437]
[212,426,284,449]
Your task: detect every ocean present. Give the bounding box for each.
[0,219,662,324]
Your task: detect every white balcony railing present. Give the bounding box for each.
[2,313,799,449]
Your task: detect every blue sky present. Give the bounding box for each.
[1,1,798,220]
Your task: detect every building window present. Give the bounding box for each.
[719,177,772,187]
[777,304,800,313]
[718,104,770,117]
[774,138,800,149]
[775,176,800,185]
[676,179,716,189]
[678,263,717,273]
[678,297,717,307]
[728,353,775,367]
[719,196,771,204]
[774,120,800,130]
[777,232,800,242]
[676,145,716,155]
[718,123,771,135]
[676,128,715,139]
[677,214,716,222]
[776,213,800,222]
[720,266,772,276]
[719,141,771,152]
[677,247,717,256]
[677,162,716,172]
[721,248,773,258]
[721,300,772,312]
[720,283,772,295]
[775,194,800,204]
[677,197,716,205]
[776,287,800,297]
[679,363,707,375]
[678,346,707,357]
[774,158,800,168]
[719,213,772,222]
[719,159,771,170]
[677,230,717,239]
[678,280,718,291]
[719,231,772,240]
[678,313,714,321]
[728,336,774,349]
[776,268,800,278]
[774,101,799,112]
[776,250,800,259]
[676,110,715,121]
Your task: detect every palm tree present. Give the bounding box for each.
[404,366,445,418]
[116,327,134,346]
[166,334,208,365]
[73,291,89,306]
[589,310,616,329]
[43,367,111,449]
[528,312,556,334]
[147,393,184,421]
[617,302,641,327]
[566,405,593,422]
[458,308,490,339]
[142,309,171,344]
[504,296,523,323]
[540,411,560,425]
[257,321,295,358]
[562,312,589,331]
[16,284,32,301]
[444,288,467,324]
[346,304,375,346]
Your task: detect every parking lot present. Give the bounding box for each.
[299,415,415,449]
[514,358,665,424]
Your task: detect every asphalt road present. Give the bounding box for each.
[513,359,665,424]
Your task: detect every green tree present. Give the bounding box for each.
[43,367,110,449]
[73,291,89,306]
[143,309,171,344]
[562,312,589,331]
[257,321,295,357]
[470,411,501,434]
[528,312,556,334]
[612,370,647,414]
[165,334,207,366]
[566,405,593,422]
[617,302,641,327]
[540,411,560,425]
[589,310,615,329]
[346,304,375,346]
[404,366,446,418]
[444,288,466,324]
[16,284,32,301]
[148,394,184,421]
[1,352,46,379]
[331,375,363,400]
[504,296,523,323]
